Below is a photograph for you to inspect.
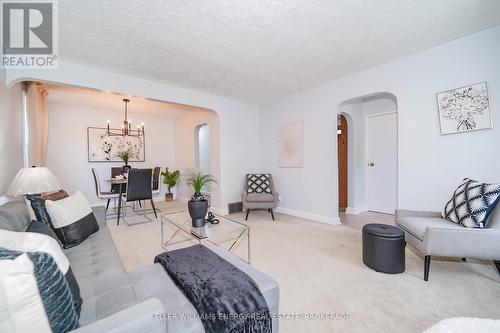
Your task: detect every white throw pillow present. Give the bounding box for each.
[0,253,53,333]
[0,229,69,274]
[45,191,99,248]
[45,191,92,228]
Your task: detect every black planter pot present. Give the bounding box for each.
[122,165,132,173]
[188,198,208,228]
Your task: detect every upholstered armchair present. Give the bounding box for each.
[242,174,279,221]
[396,205,500,281]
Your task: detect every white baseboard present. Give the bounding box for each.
[275,206,340,225]
[345,205,367,215]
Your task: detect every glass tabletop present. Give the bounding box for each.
[161,211,248,240]
[160,211,251,263]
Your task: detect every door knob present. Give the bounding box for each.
[368,162,374,167]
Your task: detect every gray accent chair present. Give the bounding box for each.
[0,200,280,332]
[396,205,500,281]
[242,174,279,221]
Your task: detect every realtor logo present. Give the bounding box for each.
[1,0,58,68]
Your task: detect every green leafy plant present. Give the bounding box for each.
[184,169,216,196]
[117,150,130,165]
[161,167,180,194]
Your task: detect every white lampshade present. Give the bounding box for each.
[7,167,63,196]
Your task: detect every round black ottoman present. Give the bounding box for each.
[362,223,405,274]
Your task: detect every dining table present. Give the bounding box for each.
[106,178,127,225]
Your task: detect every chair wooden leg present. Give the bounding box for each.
[270,209,275,221]
[494,261,500,275]
[150,199,157,218]
[105,199,110,212]
[245,209,250,221]
[139,201,142,208]
[424,255,431,281]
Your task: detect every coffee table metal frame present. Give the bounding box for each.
[161,211,251,264]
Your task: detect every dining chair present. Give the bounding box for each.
[91,168,121,218]
[123,168,157,225]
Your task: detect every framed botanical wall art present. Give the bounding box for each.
[278,120,304,168]
[436,82,492,135]
[87,127,145,162]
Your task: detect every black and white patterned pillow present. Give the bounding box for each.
[247,174,272,194]
[442,178,500,228]
[0,247,79,332]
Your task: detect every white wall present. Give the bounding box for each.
[0,70,23,203]
[260,25,500,221]
[174,110,222,211]
[5,61,261,212]
[45,103,175,205]
[362,94,397,115]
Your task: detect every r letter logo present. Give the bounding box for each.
[1,0,58,68]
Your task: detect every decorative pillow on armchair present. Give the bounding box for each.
[45,191,99,248]
[247,174,272,194]
[442,178,500,228]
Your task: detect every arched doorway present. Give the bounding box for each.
[337,92,398,215]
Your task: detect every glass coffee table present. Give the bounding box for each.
[161,211,251,263]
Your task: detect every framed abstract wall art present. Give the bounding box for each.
[87,127,145,162]
[278,120,304,168]
[436,82,492,135]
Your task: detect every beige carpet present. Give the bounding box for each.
[107,201,500,333]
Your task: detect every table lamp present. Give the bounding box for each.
[7,167,63,196]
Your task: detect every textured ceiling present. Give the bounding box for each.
[59,0,500,104]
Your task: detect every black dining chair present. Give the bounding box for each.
[123,168,157,224]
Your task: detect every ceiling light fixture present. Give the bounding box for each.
[106,98,144,137]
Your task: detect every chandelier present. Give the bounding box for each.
[106,98,144,137]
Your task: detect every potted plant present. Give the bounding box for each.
[161,167,180,201]
[184,169,217,228]
[117,150,131,173]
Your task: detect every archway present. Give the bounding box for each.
[337,92,398,215]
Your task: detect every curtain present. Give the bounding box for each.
[27,82,49,167]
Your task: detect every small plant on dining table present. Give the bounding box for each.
[117,150,130,165]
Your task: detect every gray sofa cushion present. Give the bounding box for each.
[397,216,465,241]
[0,200,30,232]
[64,225,134,325]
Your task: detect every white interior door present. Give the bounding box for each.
[366,112,397,214]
